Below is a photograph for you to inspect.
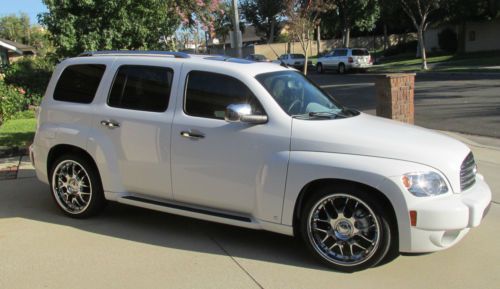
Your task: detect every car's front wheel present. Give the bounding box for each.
[50,154,105,218]
[300,186,394,272]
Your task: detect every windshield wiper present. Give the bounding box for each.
[292,111,337,119]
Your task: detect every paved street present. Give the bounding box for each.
[309,73,500,138]
[0,133,499,289]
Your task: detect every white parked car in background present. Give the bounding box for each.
[275,53,313,70]
[31,51,491,272]
[317,48,373,74]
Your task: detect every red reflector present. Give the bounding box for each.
[348,57,353,63]
[410,211,417,226]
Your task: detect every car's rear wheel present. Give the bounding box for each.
[338,63,346,74]
[317,63,324,74]
[50,154,105,218]
[300,185,394,272]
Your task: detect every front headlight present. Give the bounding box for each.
[401,172,449,197]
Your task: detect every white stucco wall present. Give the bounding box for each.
[465,19,500,52]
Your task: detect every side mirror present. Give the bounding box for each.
[225,104,268,124]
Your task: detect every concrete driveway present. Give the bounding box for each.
[1,134,499,289]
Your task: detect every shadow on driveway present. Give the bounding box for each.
[0,171,335,272]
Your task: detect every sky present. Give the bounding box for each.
[0,0,48,24]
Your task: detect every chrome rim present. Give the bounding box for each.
[52,160,92,214]
[307,194,380,266]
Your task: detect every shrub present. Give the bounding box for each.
[0,81,29,124]
[438,28,458,54]
[4,56,55,97]
[383,40,418,57]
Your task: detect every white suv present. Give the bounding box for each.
[316,48,373,74]
[31,51,491,272]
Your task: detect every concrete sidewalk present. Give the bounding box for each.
[0,133,499,289]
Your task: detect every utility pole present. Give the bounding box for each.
[231,0,242,58]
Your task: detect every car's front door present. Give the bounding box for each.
[170,67,291,223]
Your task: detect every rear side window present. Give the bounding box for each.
[108,65,173,112]
[53,64,106,103]
[334,49,348,56]
[185,71,264,119]
[352,49,369,56]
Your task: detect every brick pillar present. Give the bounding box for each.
[375,74,415,124]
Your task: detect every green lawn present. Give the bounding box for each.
[370,51,500,73]
[0,117,37,149]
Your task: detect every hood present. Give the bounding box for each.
[291,113,470,192]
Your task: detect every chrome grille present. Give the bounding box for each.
[460,152,476,191]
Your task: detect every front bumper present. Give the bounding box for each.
[404,175,491,252]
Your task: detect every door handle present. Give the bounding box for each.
[101,120,120,129]
[180,130,205,139]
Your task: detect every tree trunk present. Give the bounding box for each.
[303,39,309,75]
[268,19,275,44]
[417,26,428,70]
[317,24,321,56]
[383,23,389,51]
[457,21,466,55]
[344,27,351,48]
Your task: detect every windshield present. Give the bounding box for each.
[290,54,305,59]
[256,71,357,119]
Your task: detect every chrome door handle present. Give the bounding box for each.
[101,120,120,129]
[180,130,205,139]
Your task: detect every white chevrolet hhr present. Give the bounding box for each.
[30,51,492,272]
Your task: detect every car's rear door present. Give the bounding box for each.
[89,57,181,199]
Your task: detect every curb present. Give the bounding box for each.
[438,131,500,151]
[417,71,500,78]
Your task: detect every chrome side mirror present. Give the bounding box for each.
[225,104,268,124]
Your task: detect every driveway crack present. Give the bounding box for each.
[208,235,264,289]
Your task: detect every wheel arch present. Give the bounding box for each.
[292,178,398,244]
[47,144,100,180]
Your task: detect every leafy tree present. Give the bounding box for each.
[241,0,285,43]
[331,0,380,48]
[211,1,234,51]
[0,13,31,43]
[378,0,413,50]
[284,0,335,74]
[399,0,442,70]
[40,0,221,57]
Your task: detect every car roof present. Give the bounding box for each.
[63,51,290,77]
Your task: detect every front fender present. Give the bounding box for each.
[281,151,438,248]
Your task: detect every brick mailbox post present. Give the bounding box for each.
[375,74,416,124]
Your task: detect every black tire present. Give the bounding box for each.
[338,63,346,74]
[299,184,395,272]
[317,63,324,74]
[49,154,106,218]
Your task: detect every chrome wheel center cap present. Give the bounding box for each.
[334,220,353,240]
[68,179,79,193]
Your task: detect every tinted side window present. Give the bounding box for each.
[338,49,348,56]
[185,71,264,119]
[352,49,369,56]
[54,64,106,103]
[108,65,173,112]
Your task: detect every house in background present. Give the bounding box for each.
[425,18,500,53]
[0,38,37,67]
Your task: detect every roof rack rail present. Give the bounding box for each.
[204,56,253,64]
[78,50,191,58]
